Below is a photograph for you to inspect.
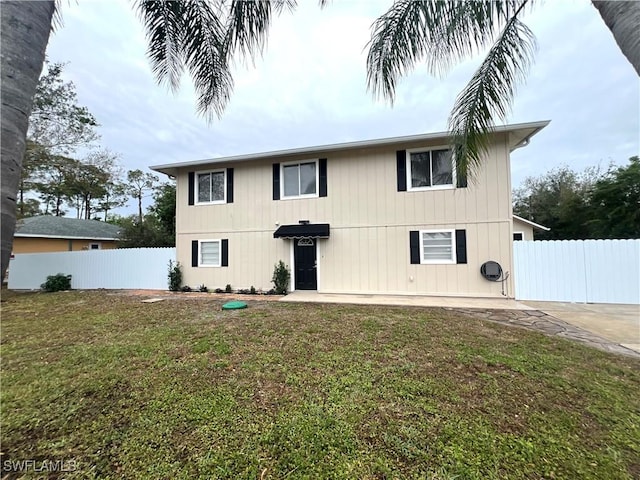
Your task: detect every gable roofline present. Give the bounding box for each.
[151,120,550,176]
[513,214,551,231]
[15,216,122,240]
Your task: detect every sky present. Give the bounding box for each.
[45,0,639,215]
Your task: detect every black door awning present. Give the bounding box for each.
[273,223,330,239]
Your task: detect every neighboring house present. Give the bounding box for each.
[151,120,548,298]
[12,216,121,254]
[512,215,550,241]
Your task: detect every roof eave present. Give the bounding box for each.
[150,120,551,176]
[513,214,551,231]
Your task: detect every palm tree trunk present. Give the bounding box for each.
[1,1,54,279]
[592,1,640,76]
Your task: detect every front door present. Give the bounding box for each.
[294,238,317,290]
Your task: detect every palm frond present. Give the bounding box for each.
[449,16,537,182]
[136,0,187,92]
[366,0,534,102]
[223,0,296,61]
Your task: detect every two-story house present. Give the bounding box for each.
[151,120,548,298]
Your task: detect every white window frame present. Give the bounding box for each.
[198,239,222,267]
[89,242,101,250]
[280,159,319,200]
[513,232,524,241]
[195,169,227,205]
[407,146,456,192]
[419,229,456,264]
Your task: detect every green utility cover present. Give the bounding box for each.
[222,301,247,310]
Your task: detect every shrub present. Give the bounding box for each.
[271,261,290,295]
[181,285,192,292]
[198,284,208,293]
[168,261,182,292]
[214,288,224,294]
[250,286,256,295]
[41,273,72,292]
[225,284,232,293]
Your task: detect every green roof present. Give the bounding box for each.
[15,216,121,240]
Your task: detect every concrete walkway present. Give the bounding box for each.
[280,291,534,310]
[280,292,640,358]
[522,301,640,355]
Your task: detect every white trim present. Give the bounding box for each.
[280,159,319,200]
[198,239,222,267]
[513,231,525,241]
[419,229,456,264]
[406,146,456,192]
[289,241,295,292]
[14,234,119,241]
[151,121,550,175]
[194,169,227,205]
[513,214,550,231]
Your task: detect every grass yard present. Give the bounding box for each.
[1,290,639,479]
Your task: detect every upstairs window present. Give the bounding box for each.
[197,170,225,204]
[282,161,318,198]
[408,148,454,190]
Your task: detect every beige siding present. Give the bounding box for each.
[176,135,516,297]
[512,218,535,241]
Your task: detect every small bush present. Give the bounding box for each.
[225,284,232,293]
[214,288,224,294]
[272,260,290,295]
[198,284,208,293]
[250,286,256,295]
[181,285,192,292]
[41,273,72,292]
[168,261,182,292]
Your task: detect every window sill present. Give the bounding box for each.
[408,185,455,192]
[280,194,319,200]
[194,200,227,206]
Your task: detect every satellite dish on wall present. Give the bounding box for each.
[480,261,503,281]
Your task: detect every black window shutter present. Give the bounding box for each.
[455,229,467,264]
[188,172,195,205]
[456,157,468,188]
[397,150,407,191]
[221,239,229,267]
[226,168,234,203]
[191,240,198,267]
[319,158,327,197]
[409,230,420,264]
[272,163,280,200]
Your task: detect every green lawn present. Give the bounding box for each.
[1,290,639,479]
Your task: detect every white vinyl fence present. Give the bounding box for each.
[8,248,176,290]
[514,239,640,304]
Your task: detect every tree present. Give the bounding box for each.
[148,183,176,242]
[111,181,176,248]
[367,1,640,181]
[513,165,597,240]
[587,156,640,239]
[127,169,159,224]
[1,0,638,279]
[513,158,639,240]
[1,0,288,278]
[27,61,99,154]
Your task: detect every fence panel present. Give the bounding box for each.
[8,248,176,290]
[514,239,640,304]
